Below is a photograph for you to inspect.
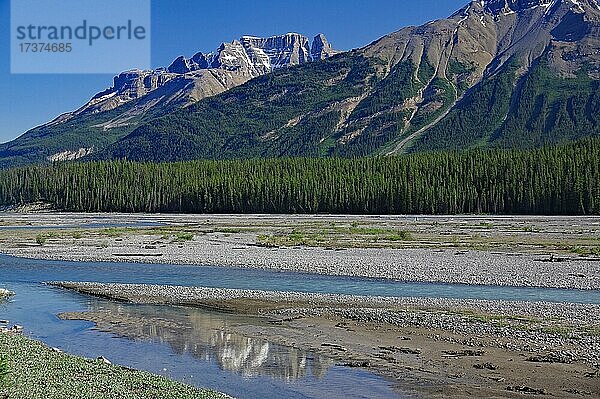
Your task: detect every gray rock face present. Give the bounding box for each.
[240,33,312,71]
[482,0,555,14]
[167,53,209,74]
[53,33,338,124]
[311,34,340,60]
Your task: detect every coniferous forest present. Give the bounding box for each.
[0,138,598,215]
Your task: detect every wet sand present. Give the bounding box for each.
[54,282,600,399]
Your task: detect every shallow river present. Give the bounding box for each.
[1,254,599,398]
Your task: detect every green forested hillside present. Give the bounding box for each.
[411,60,600,152]
[97,56,599,161]
[100,54,377,161]
[1,139,598,215]
[1,0,598,167]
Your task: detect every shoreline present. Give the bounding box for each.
[50,281,600,324]
[52,281,600,399]
[0,331,229,399]
[1,213,599,290]
[4,245,599,290]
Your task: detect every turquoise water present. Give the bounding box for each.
[1,254,598,304]
[1,254,598,399]
[1,254,409,399]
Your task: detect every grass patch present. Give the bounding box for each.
[214,227,244,234]
[568,245,600,256]
[0,333,224,399]
[35,232,59,245]
[258,225,414,248]
[174,232,194,242]
[540,326,573,337]
[581,326,600,337]
[100,227,130,237]
[0,353,10,388]
[385,231,413,241]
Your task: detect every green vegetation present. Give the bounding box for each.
[101,228,124,237]
[446,59,476,95]
[258,225,413,248]
[0,100,143,169]
[102,55,376,161]
[417,58,436,84]
[493,61,600,149]
[35,232,58,245]
[404,77,457,134]
[0,138,598,215]
[384,231,413,241]
[174,232,194,242]
[583,326,600,337]
[337,61,424,156]
[412,59,519,152]
[0,333,224,399]
[413,58,600,152]
[568,245,600,256]
[0,353,10,388]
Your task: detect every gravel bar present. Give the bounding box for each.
[50,282,600,324]
[7,240,600,290]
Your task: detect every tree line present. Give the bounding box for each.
[0,138,598,215]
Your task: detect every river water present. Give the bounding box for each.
[1,254,599,398]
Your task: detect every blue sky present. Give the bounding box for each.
[0,0,467,143]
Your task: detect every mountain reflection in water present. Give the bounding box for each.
[73,301,334,381]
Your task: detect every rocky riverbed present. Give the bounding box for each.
[53,281,600,399]
[3,213,600,398]
[1,213,599,289]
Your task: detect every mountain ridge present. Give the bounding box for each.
[1,0,598,166]
[46,32,339,128]
[0,32,339,167]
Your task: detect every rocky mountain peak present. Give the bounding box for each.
[478,0,598,14]
[47,32,339,124]
[165,33,338,76]
[480,0,554,14]
[240,33,312,70]
[311,34,340,60]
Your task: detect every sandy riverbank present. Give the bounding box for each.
[53,282,600,399]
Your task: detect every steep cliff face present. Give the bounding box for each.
[349,0,600,154]
[58,33,339,121]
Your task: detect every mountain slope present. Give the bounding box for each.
[95,0,599,161]
[2,0,598,166]
[0,33,338,168]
